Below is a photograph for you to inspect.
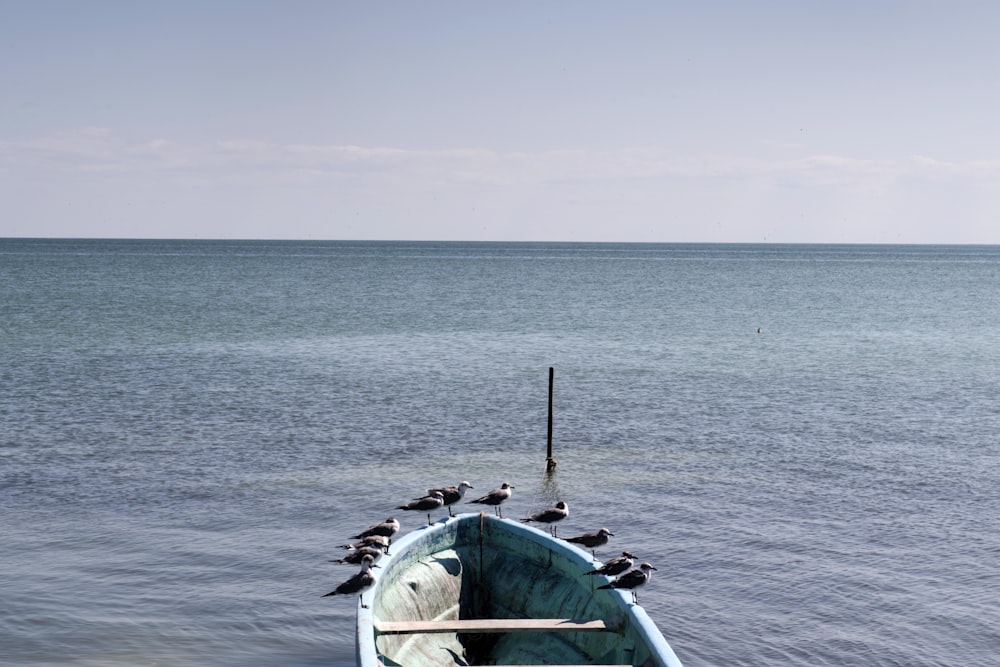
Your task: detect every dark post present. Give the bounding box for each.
[546,367,557,472]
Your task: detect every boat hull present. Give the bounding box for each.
[356,513,684,667]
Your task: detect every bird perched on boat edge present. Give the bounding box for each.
[322,553,378,608]
[597,561,657,604]
[564,527,614,556]
[328,545,385,565]
[340,534,390,552]
[350,517,401,544]
[467,482,514,518]
[426,481,474,516]
[583,551,636,578]
[521,501,569,537]
[397,490,445,525]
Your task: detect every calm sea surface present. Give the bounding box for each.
[2,239,998,667]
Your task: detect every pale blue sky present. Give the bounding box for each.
[3,1,1000,242]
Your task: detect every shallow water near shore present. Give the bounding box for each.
[2,239,999,666]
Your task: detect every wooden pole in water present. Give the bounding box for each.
[545,367,557,472]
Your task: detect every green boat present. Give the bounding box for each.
[356,512,685,667]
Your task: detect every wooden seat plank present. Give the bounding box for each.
[375,618,612,635]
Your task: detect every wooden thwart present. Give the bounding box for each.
[375,618,613,635]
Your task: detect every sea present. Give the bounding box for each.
[2,239,998,667]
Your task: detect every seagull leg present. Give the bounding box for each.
[426,513,432,525]
[448,506,454,517]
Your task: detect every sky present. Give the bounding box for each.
[3,1,1000,243]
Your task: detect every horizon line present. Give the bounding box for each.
[2,236,999,248]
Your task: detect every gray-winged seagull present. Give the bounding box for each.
[565,527,614,557]
[521,501,569,536]
[583,551,637,578]
[329,545,385,565]
[341,534,390,552]
[427,481,474,516]
[468,482,514,518]
[350,517,401,548]
[322,553,378,608]
[397,490,445,525]
[597,561,657,604]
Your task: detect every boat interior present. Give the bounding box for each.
[366,514,670,667]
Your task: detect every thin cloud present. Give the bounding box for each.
[5,128,1000,193]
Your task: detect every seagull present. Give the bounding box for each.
[322,554,378,608]
[564,527,614,557]
[397,490,445,525]
[521,501,568,537]
[583,551,636,578]
[427,481,475,516]
[350,517,401,545]
[468,482,514,518]
[597,561,657,604]
[329,545,384,565]
[341,534,390,552]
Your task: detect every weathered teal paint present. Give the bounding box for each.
[355,513,684,667]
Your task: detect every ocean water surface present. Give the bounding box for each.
[1,239,998,666]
